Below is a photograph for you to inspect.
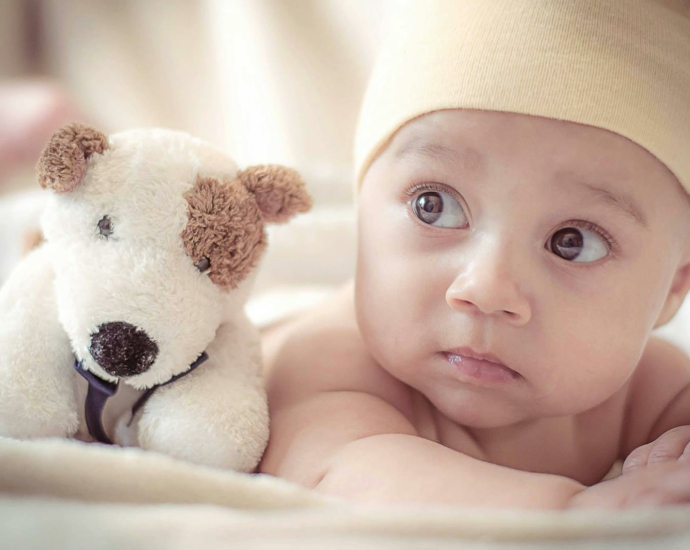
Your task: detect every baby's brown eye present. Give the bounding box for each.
[98,215,113,238]
[412,190,467,228]
[548,227,608,263]
[414,192,443,224]
[549,228,582,260]
[195,257,211,273]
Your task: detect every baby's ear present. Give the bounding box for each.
[655,258,690,328]
[237,165,312,223]
[36,122,109,193]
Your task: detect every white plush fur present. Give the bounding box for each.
[0,128,269,472]
[0,246,78,438]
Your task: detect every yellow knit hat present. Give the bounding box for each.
[354,0,690,192]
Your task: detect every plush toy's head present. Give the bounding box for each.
[37,123,311,389]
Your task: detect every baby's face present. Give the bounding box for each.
[356,110,690,428]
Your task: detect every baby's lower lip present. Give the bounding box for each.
[443,353,521,384]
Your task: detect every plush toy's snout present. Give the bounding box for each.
[89,322,159,377]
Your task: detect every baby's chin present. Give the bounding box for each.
[405,369,598,430]
[428,387,538,429]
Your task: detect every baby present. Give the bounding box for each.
[260,0,690,509]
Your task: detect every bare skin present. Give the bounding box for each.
[260,110,690,509]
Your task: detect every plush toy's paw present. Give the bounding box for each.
[136,369,269,472]
[0,328,79,439]
[0,405,79,440]
[0,246,79,439]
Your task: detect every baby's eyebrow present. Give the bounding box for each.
[395,138,483,171]
[573,181,649,229]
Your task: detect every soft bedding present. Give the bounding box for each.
[2,437,690,550]
[1,189,690,549]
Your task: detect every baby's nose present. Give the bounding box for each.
[445,248,532,326]
[89,321,159,377]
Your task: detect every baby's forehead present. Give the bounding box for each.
[387,110,678,183]
[391,110,622,153]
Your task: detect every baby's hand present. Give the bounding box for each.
[570,427,690,508]
[569,461,690,509]
[623,426,690,474]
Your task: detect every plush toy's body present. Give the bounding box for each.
[0,124,311,471]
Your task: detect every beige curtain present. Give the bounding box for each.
[0,1,29,78]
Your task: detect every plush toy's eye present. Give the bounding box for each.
[195,257,211,273]
[98,216,114,238]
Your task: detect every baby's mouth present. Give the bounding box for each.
[442,347,522,384]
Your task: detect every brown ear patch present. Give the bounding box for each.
[182,176,266,291]
[237,165,312,223]
[36,122,109,194]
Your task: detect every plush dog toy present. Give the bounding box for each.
[0,123,311,471]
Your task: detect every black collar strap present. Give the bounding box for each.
[74,352,209,444]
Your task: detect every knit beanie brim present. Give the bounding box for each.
[354,0,690,194]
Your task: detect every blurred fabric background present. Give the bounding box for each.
[0,0,390,322]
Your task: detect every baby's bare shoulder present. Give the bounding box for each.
[259,283,419,482]
[623,336,690,453]
[261,283,413,417]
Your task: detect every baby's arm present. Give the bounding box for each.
[263,386,690,508]
[262,390,584,508]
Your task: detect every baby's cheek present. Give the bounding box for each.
[538,326,641,413]
[357,286,406,355]
[355,276,424,377]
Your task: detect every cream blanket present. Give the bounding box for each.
[2,190,690,549]
[2,437,690,550]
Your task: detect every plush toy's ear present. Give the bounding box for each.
[237,165,312,223]
[36,122,109,194]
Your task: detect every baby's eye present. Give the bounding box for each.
[548,227,608,263]
[412,190,467,228]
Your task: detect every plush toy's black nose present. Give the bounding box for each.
[89,322,159,377]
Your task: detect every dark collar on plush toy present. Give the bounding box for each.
[73,352,209,445]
